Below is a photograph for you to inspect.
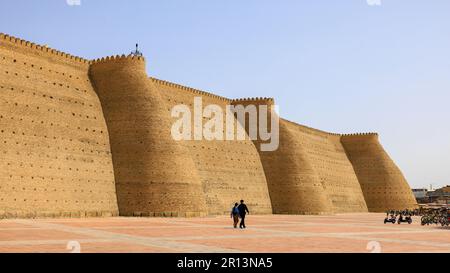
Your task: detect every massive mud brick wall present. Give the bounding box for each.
[0,33,417,218]
[89,56,208,217]
[341,134,417,212]
[231,99,368,214]
[153,79,273,215]
[0,34,119,218]
[276,120,368,214]
[255,117,336,215]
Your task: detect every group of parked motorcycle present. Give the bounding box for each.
[420,208,449,227]
[384,210,415,224]
[383,208,449,227]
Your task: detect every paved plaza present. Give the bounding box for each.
[0,213,449,253]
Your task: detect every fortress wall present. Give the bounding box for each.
[341,134,417,212]
[0,34,118,218]
[257,119,334,214]
[228,98,367,214]
[0,33,416,218]
[284,121,368,213]
[153,79,273,215]
[89,57,208,217]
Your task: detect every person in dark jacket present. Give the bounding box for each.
[238,200,250,229]
[230,203,240,228]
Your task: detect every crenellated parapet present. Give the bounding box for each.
[90,54,145,66]
[150,77,230,102]
[231,97,275,106]
[0,33,89,66]
[88,54,148,89]
[341,132,379,137]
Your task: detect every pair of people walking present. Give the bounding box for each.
[231,200,249,229]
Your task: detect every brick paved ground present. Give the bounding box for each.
[0,213,449,253]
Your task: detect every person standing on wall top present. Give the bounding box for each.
[231,203,240,228]
[238,200,250,229]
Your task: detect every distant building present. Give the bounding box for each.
[427,186,450,204]
[415,186,450,204]
[412,188,428,199]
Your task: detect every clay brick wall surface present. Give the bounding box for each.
[0,34,118,218]
[284,121,368,213]
[89,57,208,217]
[251,117,368,215]
[153,79,273,215]
[0,33,417,218]
[341,134,418,212]
[257,119,334,215]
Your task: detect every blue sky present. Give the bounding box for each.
[1,0,449,189]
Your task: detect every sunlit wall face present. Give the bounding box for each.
[1,0,448,189]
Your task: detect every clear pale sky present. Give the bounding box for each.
[1,0,449,189]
